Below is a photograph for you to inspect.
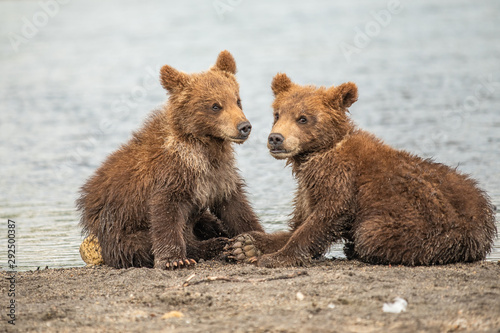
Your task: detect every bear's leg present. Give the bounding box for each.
[184,222,228,261]
[353,170,496,266]
[99,229,154,269]
[149,198,198,269]
[193,210,229,240]
[212,187,265,237]
[224,231,292,263]
[185,237,230,261]
[352,216,418,265]
[177,210,230,261]
[256,214,343,268]
[352,214,492,266]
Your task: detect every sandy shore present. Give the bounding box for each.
[3,259,500,332]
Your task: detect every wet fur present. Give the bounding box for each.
[246,74,496,267]
[77,51,264,269]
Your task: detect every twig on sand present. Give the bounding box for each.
[167,271,309,289]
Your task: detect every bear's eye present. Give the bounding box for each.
[274,113,279,122]
[237,99,242,109]
[298,116,308,124]
[211,103,222,112]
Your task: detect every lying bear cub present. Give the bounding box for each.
[78,51,264,269]
[227,73,497,267]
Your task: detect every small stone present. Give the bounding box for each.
[296,292,305,301]
[161,311,184,319]
[131,310,149,321]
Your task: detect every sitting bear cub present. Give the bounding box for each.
[227,73,496,267]
[77,51,264,269]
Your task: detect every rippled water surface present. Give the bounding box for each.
[1,0,499,270]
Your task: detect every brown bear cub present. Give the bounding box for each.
[77,51,264,269]
[227,73,497,267]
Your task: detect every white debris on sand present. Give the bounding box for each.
[383,297,408,313]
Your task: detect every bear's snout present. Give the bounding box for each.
[268,133,284,147]
[237,121,252,138]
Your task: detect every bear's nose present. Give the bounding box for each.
[268,133,284,146]
[237,121,252,137]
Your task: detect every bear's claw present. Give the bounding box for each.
[224,234,261,264]
[164,258,196,270]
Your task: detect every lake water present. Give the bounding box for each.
[1,0,499,270]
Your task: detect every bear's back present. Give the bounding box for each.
[342,130,492,231]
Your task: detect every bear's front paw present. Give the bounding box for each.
[154,258,197,270]
[210,237,231,251]
[257,252,308,268]
[224,234,261,263]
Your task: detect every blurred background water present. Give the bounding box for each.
[0,0,499,270]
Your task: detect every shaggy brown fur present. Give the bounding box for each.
[229,73,497,268]
[77,51,264,269]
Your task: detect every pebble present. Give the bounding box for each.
[131,310,149,321]
[161,311,184,319]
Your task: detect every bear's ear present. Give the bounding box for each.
[160,65,190,93]
[271,73,293,97]
[327,82,358,109]
[212,50,237,74]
